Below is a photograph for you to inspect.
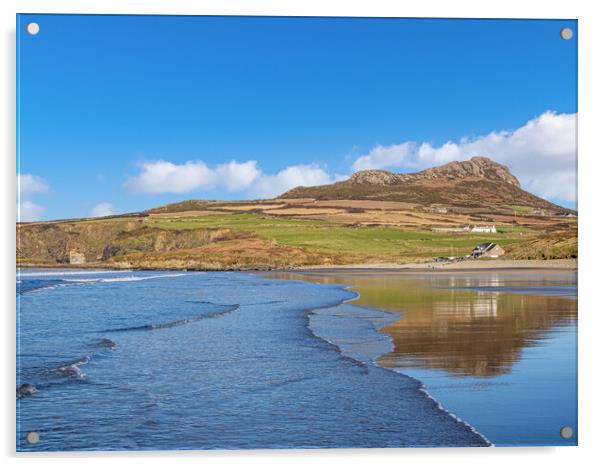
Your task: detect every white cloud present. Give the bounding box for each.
[18,174,49,196]
[123,160,215,194]
[91,202,115,217]
[214,160,261,191]
[121,111,576,204]
[251,164,334,199]
[123,159,330,199]
[18,201,45,222]
[352,142,414,171]
[17,173,49,221]
[123,160,261,194]
[352,111,577,202]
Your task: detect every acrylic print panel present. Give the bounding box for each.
[16,14,578,451]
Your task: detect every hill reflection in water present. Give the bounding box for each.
[267,270,577,378]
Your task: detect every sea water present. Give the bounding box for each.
[276,270,578,447]
[17,269,486,451]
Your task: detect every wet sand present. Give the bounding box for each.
[298,258,577,271]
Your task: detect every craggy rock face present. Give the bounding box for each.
[348,170,407,186]
[417,157,521,187]
[292,156,520,189]
[16,220,235,267]
[69,250,86,265]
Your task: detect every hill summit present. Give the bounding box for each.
[346,157,520,187]
[280,156,562,210]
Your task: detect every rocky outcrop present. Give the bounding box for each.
[348,170,406,186]
[416,157,520,187]
[17,383,38,399]
[17,220,236,267]
[69,250,86,265]
[280,156,562,210]
[345,157,520,187]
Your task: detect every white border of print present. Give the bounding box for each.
[2,1,600,466]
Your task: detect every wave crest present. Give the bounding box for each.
[103,304,240,332]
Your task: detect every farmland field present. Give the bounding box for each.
[17,199,577,269]
[145,213,528,260]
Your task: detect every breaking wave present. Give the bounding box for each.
[103,304,240,332]
[17,279,67,295]
[63,273,188,283]
[55,356,90,379]
[18,272,189,295]
[18,270,133,278]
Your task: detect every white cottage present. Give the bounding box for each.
[471,225,497,233]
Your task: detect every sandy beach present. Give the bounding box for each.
[18,258,577,273]
[297,258,577,271]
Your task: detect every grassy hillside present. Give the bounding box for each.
[281,178,566,211]
[17,156,578,270]
[504,233,578,260]
[18,204,576,270]
[17,160,578,272]
[145,213,526,261]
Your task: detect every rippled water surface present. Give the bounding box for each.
[17,269,487,451]
[269,269,578,446]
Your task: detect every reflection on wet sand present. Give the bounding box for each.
[265,270,577,378]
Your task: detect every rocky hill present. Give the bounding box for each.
[280,156,564,211]
[16,156,577,269]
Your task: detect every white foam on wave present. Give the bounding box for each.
[405,371,494,447]
[57,356,90,379]
[18,270,133,278]
[63,273,188,283]
[21,283,72,294]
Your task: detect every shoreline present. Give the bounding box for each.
[17,258,577,273]
[296,258,577,271]
[304,287,493,447]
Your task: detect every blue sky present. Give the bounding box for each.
[17,15,577,220]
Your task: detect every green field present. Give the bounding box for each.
[79,217,139,224]
[500,204,534,214]
[146,213,525,260]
